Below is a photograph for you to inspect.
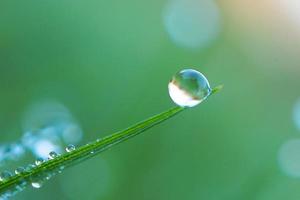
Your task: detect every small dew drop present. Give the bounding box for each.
[29,171,47,189]
[31,181,43,189]
[0,171,12,181]
[48,151,58,159]
[65,144,76,153]
[45,174,51,180]
[35,158,44,166]
[90,150,95,154]
[168,69,211,107]
[14,167,25,175]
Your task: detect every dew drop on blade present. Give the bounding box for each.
[65,144,76,153]
[35,158,44,166]
[96,138,102,142]
[168,69,211,107]
[0,171,12,181]
[48,151,58,159]
[14,167,25,175]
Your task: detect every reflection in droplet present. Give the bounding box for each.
[163,0,220,49]
[278,139,300,178]
[168,69,211,107]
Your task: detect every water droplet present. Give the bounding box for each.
[163,0,220,49]
[96,138,102,142]
[35,158,44,165]
[0,171,12,181]
[45,174,51,180]
[31,180,43,189]
[65,144,76,153]
[168,69,211,107]
[48,151,58,159]
[90,150,95,154]
[30,171,49,189]
[14,167,25,175]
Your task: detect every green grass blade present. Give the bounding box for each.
[0,85,222,197]
[0,106,184,195]
[211,85,223,95]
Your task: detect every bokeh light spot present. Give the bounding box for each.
[279,0,300,29]
[278,139,300,178]
[163,0,221,49]
[21,100,83,158]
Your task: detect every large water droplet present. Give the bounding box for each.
[65,144,76,153]
[48,151,58,159]
[0,171,12,181]
[168,69,211,107]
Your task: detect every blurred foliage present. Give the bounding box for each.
[0,0,300,199]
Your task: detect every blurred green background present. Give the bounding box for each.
[1,0,300,199]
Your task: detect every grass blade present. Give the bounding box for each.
[0,85,222,197]
[0,106,184,195]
